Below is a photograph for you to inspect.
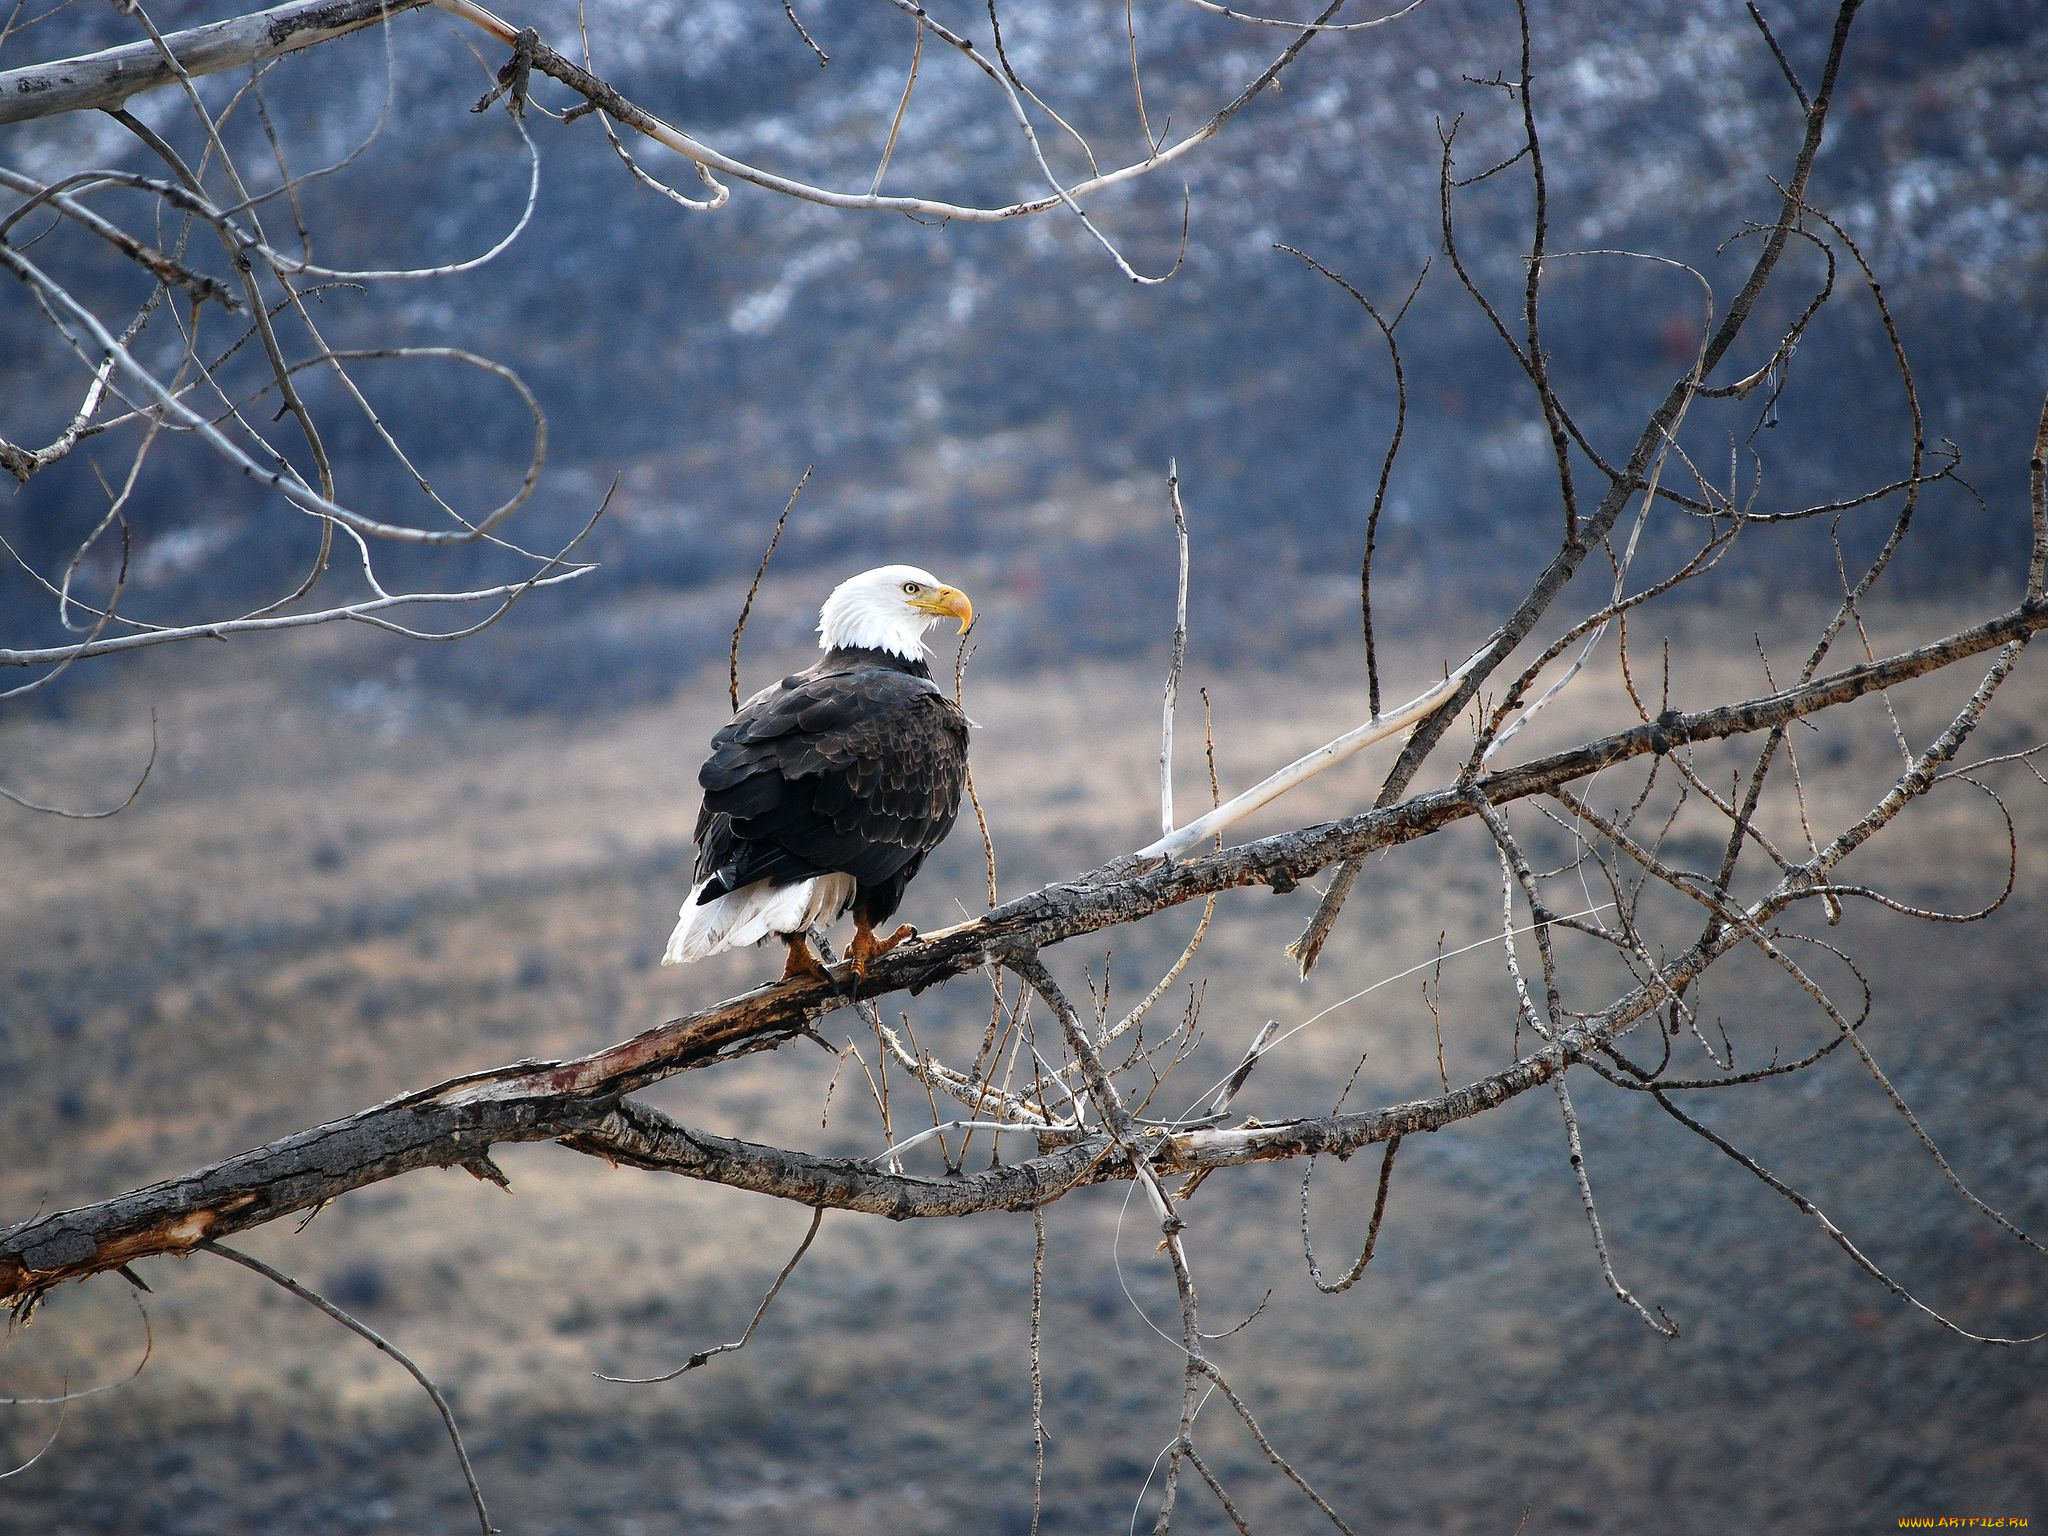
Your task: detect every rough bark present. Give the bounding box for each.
[6,595,2039,1308]
[0,0,431,125]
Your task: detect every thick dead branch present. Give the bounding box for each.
[0,0,430,124]
[0,971,1555,1303]
[9,594,2045,1303]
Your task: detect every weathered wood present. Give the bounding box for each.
[2,1094,580,1302]
[565,1045,1584,1214]
[0,0,430,126]
[6,596,2041,1306]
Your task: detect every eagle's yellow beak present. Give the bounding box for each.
[913,584,974,634]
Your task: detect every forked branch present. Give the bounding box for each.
[8,593,2046,1304]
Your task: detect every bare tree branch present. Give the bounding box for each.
[10,591,2048,1304]
[202,1241,494,1534]
[595,1207,823,1385]
[1291,0,1868,973]
[0,0,430,124]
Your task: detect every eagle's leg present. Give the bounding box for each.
[781,932,832,984]
[848,916,917,977]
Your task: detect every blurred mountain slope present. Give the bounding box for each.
[4,0,2045,710]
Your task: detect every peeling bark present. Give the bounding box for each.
[6,595,2038,1308]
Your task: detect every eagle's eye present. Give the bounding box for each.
[903,582,921,595]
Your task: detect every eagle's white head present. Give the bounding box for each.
[818,565,974,661]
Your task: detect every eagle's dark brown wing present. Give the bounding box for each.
[691,654,969,924]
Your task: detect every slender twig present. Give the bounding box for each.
[0,711,157,817]
[1141,645,1489,861]
[597,1207,824,1383]
[1186,1445,1253,1535]
[1196,1361,1357,1534]
[869,15,923,196]
[1746,1,1810,110]
[0,1288,154,1404]
[779,0,829,64]
[1275,245,1426,717]
[1030,1208,1048,1536]
[1301,1137,1400,1294]
[1552,1079,1679,1336]
[203,1241,495,1535]
[1650,1091,2046,1344]
[1160,461,1191,839]
[957,632,998,906]
[729,467,811,711]
[0,1400,65,1481]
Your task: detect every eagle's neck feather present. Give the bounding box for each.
[815,645,932,679]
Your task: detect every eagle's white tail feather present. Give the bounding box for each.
[661,874,857,966]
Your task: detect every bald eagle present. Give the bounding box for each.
[662,565,975,981]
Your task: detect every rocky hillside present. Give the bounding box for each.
[4,1,2046,708]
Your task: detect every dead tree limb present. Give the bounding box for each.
[1,0,1372,232]
[0,0,431,124]
[9,592,2045,1307]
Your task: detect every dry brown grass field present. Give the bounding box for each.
[2,577,2045,1533]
